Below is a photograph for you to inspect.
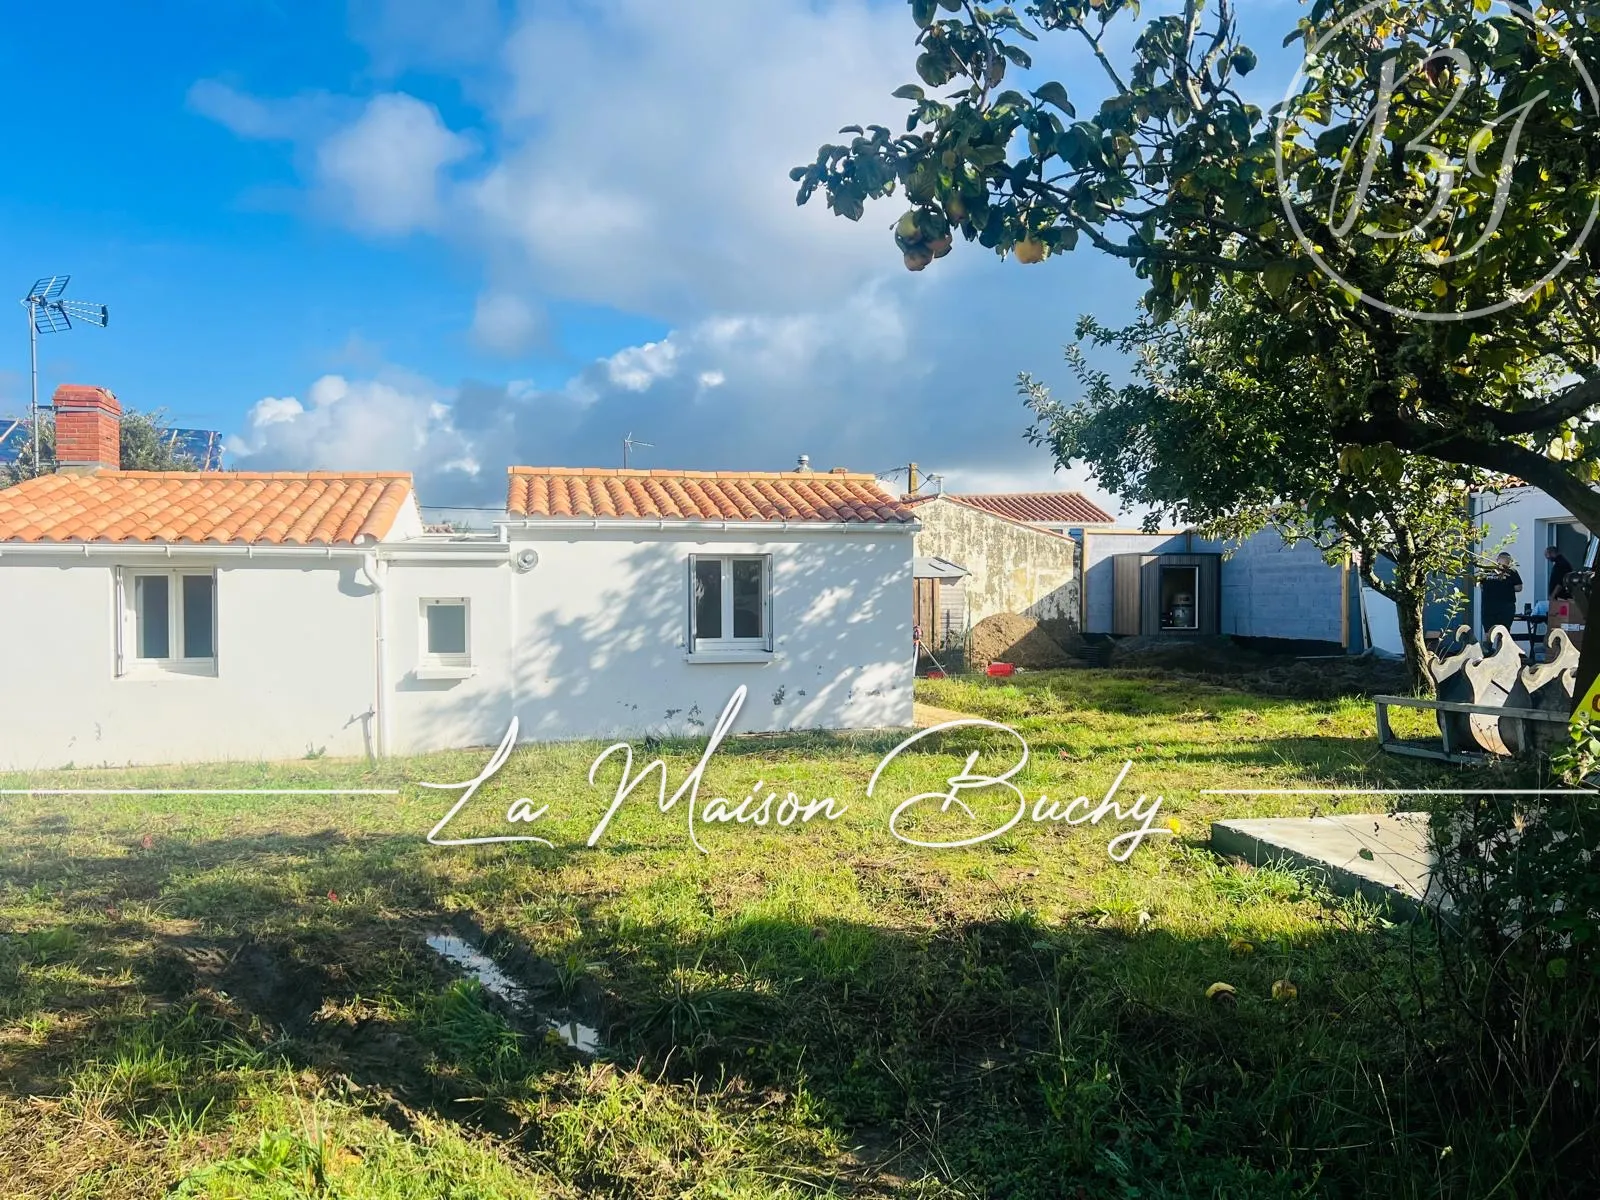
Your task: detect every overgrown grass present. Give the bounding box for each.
[0,668,1576,1196]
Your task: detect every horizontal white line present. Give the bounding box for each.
[0,788,401,796]
[1201,788,1595,796]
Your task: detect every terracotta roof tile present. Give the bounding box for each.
[907,490,1115,525]
[506,467,916,525]
[0,471,414,545]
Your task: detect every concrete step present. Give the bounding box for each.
[1209,812,1446,918]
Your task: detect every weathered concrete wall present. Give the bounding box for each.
[911,498,1078,628]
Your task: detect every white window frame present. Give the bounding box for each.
[687,554,773,662]
[116,568,218,677]
[418,597,474,679]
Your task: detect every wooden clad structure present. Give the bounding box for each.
[1113,552,1222,636]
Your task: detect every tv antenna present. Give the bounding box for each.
[21,276,109,475]
[623,432,653,469]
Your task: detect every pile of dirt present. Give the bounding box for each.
[967,613,1079,669]
[1110,635,1410,699]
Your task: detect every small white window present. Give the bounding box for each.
[421,598,471,667]
[122,570,216,675]
[689,555,771,658]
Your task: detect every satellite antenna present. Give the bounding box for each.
[622,432,653,469]
[20,276,109,475]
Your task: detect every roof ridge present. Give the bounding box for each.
[105,470,414,481]
[949,489,1093,499]
[506,465,878,480]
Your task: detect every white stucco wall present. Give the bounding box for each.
[499,527,914,742]
[0,553,379,770]
[0,525,914,769]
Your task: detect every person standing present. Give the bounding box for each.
[1546,544,1575,602]
[1479,552,1522,637]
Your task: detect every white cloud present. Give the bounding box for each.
[203,1,1153,514]
[187,79,324,140]
[603,340,680,392]
[228,373,478,492]
[348,0,504,76]
[315,94,473,235]
[471,292,546,356]
[466,0,912,314]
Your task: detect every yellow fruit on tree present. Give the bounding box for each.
[1014,237,1046,264]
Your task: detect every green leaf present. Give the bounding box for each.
[1033,81,1075,116]
[911,0,937,29]
[1262,261,1298,299]
[1230,47,1258,76]
[892,84,926,102]
[1000,43,1032,69]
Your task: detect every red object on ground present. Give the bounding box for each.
[926,670,946,679]
[986,662,1016,677]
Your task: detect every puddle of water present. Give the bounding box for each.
[426,932,602,1055]
[426,934,530,1007]
[547,1018,602,1053]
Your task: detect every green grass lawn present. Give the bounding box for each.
[0,669,1544,1197]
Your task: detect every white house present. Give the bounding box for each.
[0,385,917,770]
[1470,484,1594,629]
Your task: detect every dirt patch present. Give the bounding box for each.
[1109,635,1410,699]
[967,613,1079,670]
[140,934,330,1037]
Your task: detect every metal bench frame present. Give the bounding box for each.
[1373,694,1571,764]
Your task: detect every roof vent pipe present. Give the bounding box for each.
[795,454,813,473]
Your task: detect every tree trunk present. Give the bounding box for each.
[1395,589,1433,697]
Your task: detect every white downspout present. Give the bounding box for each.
[362,552,390,758]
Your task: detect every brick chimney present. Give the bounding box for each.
[53,385,121,473]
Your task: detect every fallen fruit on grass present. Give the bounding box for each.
[1205,982,1237,1006]
[1228,938,1254,955]
[1272,979,1298,1001]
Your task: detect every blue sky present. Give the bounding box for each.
[0,0,1301,514]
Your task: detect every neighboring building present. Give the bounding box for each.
[1081,527,1354,647]
[0,413,224,470]
[0,385,917,770]
[934,490,1115,536]
[912,555,970,650]
[1462,483,1594,638]
[904,493,1083,630]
